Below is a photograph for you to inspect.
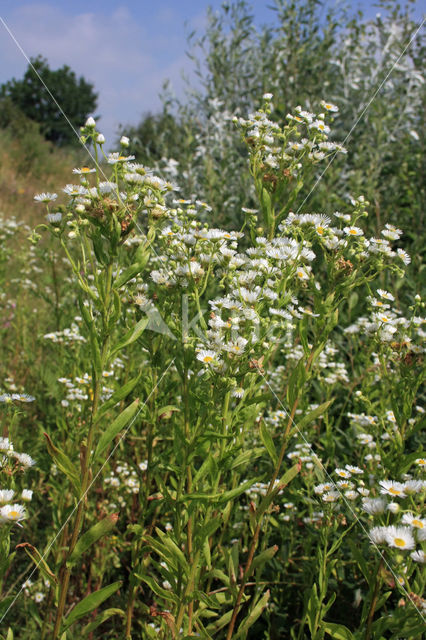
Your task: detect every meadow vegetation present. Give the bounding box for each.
[0,1,424,639]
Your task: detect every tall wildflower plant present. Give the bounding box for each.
[10,95,421,640]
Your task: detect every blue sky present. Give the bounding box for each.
[0,1,423,146]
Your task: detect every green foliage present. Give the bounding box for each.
[0,56,98,147]
[0,2,424,640]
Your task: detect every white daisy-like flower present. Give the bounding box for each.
[385,525,415,550]
[309,120,330,134]
[46,213,62,223]
[402,513,426,530]
[362,497,387,515]
[335,468,351,479]
[343,226,364,237]
[402,480,423,495]
[410,550,426,563]
[0,490,15,503]
[0,503,26,523]
[396,249,411,265]
[345,465,363,474]
[322,490,340,503]
[72,166,96,175]
[12,452,36,468]
[377,289,395,301]
[320,100,339,112]
[63,184,87,197]
[34,592,45,603]
[295,267,310,280]
[0,437,13,451]
[369,526,388,544]
[196,350,218,365]
[34,192,58,203]
[314,483,334,495]
[379,480,406,498]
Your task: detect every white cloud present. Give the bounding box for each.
[0,2,198,145]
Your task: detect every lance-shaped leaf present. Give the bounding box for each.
[67,514,118,565]
[61,581,122,631]
[321,622,354,640]
[109,317,148,357]
[250,545,278,574]
[256,462,301,520]
[82,608,125,635]
[93,374,141,424]
[235,590,270,638]
[259,421,277,465]
[44,433,80,497]
[297,399,333,431]
[16,542,57,586]
[94,399,140,461]
[115,261,147,289]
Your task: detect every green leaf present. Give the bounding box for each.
[155,528,188,574]
[68,514,118,565]
[306,584,320,635]
[81,608,125,635]
[16,542,57,586]
[44,433,81,497]
[250,545,278,575]
[259,421,277,465]
[279,462,302,487]
[230,448,263,469]
[235,590,270,638]
[322,622,354,640]
[157,405,180,420]
[61,581,122,631]
[206,608,234,634]
[286,358,307,408]
[110,317,148,356]
[297,400,333,431]
[93,374,141,424]
[94,399,140,461]
[115,262,146,289]
[135,573,179,605]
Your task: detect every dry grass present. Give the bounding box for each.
[0,127,88,226]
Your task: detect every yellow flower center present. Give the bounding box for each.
[9,511,20,519]
[203,356,213,363]
[389,488,401,495]
[394,538,406,547]
[349,229,358,235]
[412,519,423,528]
[81,167,91,173]
[325,104,333,109]
[317,226,324,235]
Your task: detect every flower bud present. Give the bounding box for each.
[85,116,96,128]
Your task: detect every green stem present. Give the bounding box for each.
[225,350,315,640]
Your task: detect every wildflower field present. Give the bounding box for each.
[0,2,424,639]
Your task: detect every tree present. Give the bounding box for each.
[0,55,98,146]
